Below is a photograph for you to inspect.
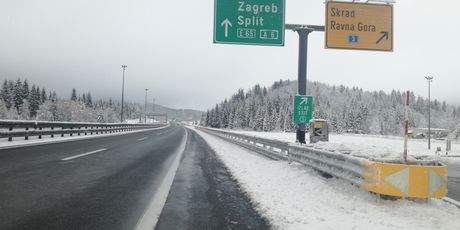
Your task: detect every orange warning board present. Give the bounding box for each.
[325,1,393,51]
[361,162,448,198]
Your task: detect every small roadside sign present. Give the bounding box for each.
[214,0,285,46]
[325,1,393,51]
[293,95,313,125]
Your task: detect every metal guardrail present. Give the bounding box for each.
[197,127,448,199]
[0,120,167,141]
[197,126,370,186]
[197,127,289,161]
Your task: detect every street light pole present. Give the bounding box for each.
[425,76,433,150]
[121,65,127,123]
[152,98,155,122]
[144,88,149,123]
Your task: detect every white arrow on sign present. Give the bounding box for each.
[299,97,309,105]
[221,18,232,38]
[314,129,322,136]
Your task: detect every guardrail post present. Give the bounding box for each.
[25,127,29,140]
[38,127,42,139]
[70,127,73,136]
[90,126,93,135]
[61,127,64,137]
[8,127,13,141]
[51,127,54,138]
[287,148,292,164]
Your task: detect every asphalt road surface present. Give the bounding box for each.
[0,124,268,230]
[156,129,269,230]
[447,161,460,202]
[2,123,456,230]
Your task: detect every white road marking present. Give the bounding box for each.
[444,197,460,208]
[61,148,107,161]
[135,130,188,230]
[138,137,148,141]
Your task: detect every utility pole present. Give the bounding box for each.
[152,98,155,122]
[121,65,127,123]
[286,24,324,144]
[144,88,149,123]
[403,90,410,164]
[425,76,433,150]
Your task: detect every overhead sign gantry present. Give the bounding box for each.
[213,0,395,143]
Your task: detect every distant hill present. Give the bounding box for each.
[202,79,460,135]
[152,104,202,121]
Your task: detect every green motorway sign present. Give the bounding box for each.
[214,0,285,46]
[293,95,313,125]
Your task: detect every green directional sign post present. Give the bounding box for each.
[214,0,285,46]
[293,95,313,125]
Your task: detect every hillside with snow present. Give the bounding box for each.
[202,80,460,135]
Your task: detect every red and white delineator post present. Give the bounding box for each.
[403,90,410,164]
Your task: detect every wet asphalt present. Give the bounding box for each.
[0,125,269,230]
[0,124,186,230]
[447,161,460,201]
[156,129,270,230]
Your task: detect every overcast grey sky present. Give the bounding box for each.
[1,0,459,111]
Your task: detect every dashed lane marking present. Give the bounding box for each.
[61,148,108,161]
[444,197,460,208]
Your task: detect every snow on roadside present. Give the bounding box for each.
[194,128,460,230]
[223,129,460,161]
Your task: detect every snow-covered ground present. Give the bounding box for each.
[221,129,460,161]
[194,128,460,230]
[0,123,170,149]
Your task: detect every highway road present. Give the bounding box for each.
[1,123,458,230]
[0,124,268,230]
[447,161,460,202]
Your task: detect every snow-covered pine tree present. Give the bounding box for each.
[13,79,24,113]
[71,88,77,101]
[1,80,12,110]
[22,79,30,100]
[86,93,93,107]
[41,87,47,104]
[28,85,41,118]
